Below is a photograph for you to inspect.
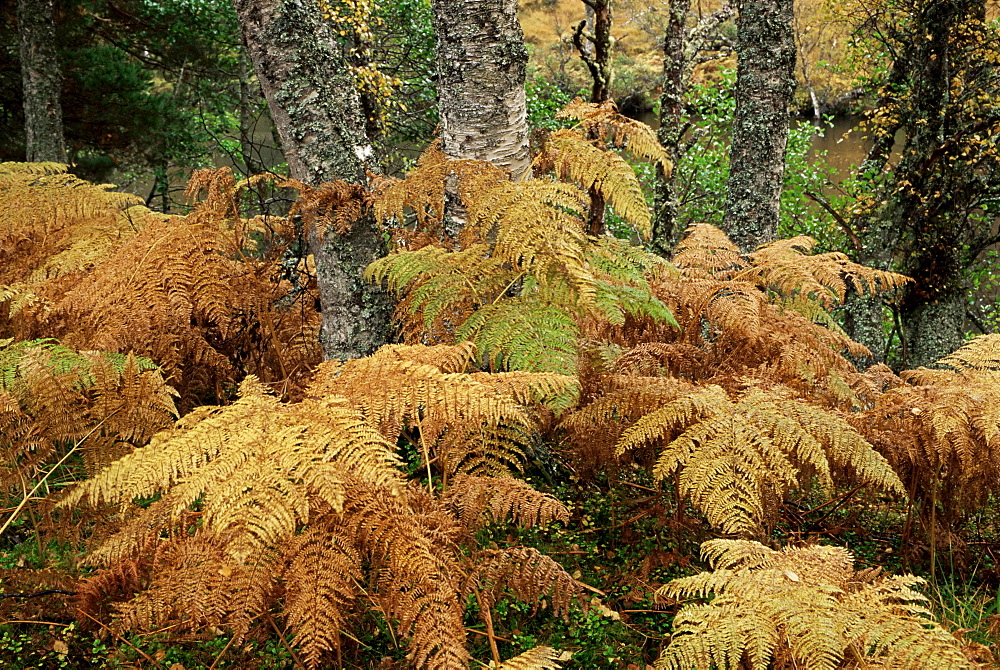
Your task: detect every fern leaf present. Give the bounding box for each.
[616,386,904,536]
[282,529,361,668]
[457,298,579,374]
[656,540,971,670]
[496,646,572,669]
[469,546,586,620]
[443,475,570,530]
[555,98,670,171]
[536,129,652,237]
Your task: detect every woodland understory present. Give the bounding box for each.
[3,94,1000,670]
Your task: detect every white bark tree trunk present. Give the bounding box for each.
[432,0,531,185]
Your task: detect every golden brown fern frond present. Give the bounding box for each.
[371,142,507,234]
[0,161,68,174]
[468,546,587,620]
[185,167,242,219]
[347,483,470,670]
[670,223,747,278]
[62,376,403,563]
[855,363,1000,539]
[373,341,478,373]
[0,340,176,490]
[560,375,695,472]
[443,475,569,531]
[466,371,580,413]
[3,168,322,405]
[310,349,530,437]
[48,214,319,404]
[647,257,877,406]
[308,346,541,476]
[534,129,651,237]
[615,386,904,536]
[0,165,155,292]
[555,98,671,171]
[112,533,275,642]
[281,528,361,667]
[932,333,1000,372]
[71,557,145,627]
[656,539,971,670]
[741,235,910,307]
[282,177,371,239]
[497,647,573,669]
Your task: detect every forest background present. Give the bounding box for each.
[4,0,1000,668]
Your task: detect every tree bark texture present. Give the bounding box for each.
[17,0,67,163]
[432,0,531,183]
[723,0,796,253]
[653,3,735,256]
[652,0,691,256]
[845,0,991,367]
[572,0,614,104]
[232,0,392,360]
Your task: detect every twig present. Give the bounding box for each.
[77,608,156,665]
[612,480,658,493]
[474,591,500,667]
[804,190,862,252]
[209,632,238,670]
[0,414,117,539]
[265,611,305,669]
[465,627,513,644]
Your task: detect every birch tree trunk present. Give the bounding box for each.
[432,0,531,187]
[723,0,796,253]
[17,0,67,163]
[232,0,392,360]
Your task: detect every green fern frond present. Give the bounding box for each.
[595,281,679,328]
[468,179,594,301]
[457,298,579,374]
[587,236,670,284]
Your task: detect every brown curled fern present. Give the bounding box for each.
[1,164,322,406]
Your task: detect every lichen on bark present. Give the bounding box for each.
[17,0,67,163]
[722,0,796,253]
[233,0,392,360]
